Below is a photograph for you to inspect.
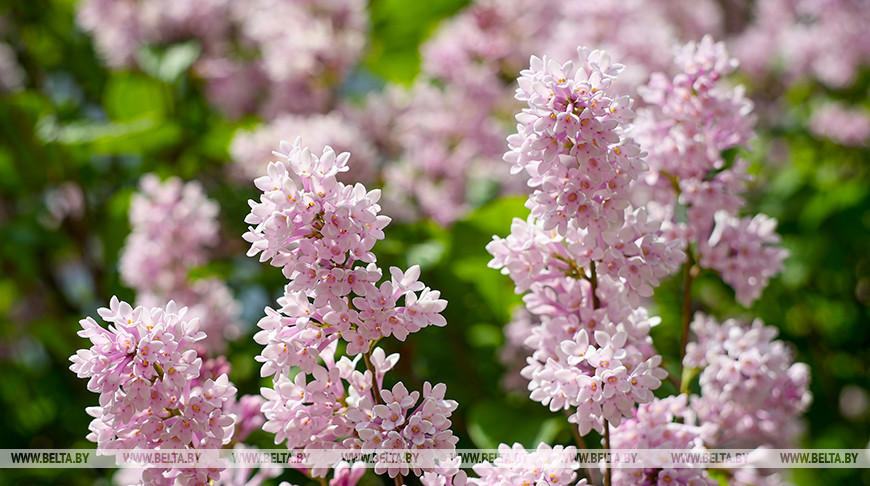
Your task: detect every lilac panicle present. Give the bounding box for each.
[69,297,238,485]
[684,313,811,448]
[489,46,677,439]
[245,139,447,373]
[635,35,787,306]
[247,140,457,480]
[120,174,242,353]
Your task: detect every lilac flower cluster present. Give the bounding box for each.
[634,36,787,306]
[499,49,685,303]
[69,298,237,485]
[369,0,724,225]
[809,101,870,147]
[260,346,458,479]
[119,174,242,353]
[488,47,680,438]
[699,212,788,306]
[731,0,870,89]
[488,40,809,486]
[77,0,367,119]
[244,141,447,368]
[506,50,643,236]
[468,443,585,486]
[247,140,458,481]
[609,395,717,486]
[684,313,812,447]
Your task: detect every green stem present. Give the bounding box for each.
[567,411,595,482]
[679,249,695,388]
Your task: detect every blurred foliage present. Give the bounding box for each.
[0,0,868,485]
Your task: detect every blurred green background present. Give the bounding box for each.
[0,0,868,485]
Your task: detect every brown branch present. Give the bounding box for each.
[362,349,383,405]
[679,249,695,383]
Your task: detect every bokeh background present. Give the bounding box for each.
[0,0,868,484]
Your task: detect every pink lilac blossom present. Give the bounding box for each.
[244,140,447,369]
[76,0,230,68]
[809,101,870,147]
[488,47,680,438]
[498,48,684,303]
[379,80,509,225]
[684,312,812,448]
[634,36,786,306]
[77,0,367,120]
[609,395,718,486]
[699,211,788,307]
[467,443,587,486]
[731,0,870,89]
[505,48,644,235]
[120,174,242,353]
[69,297,238,485]
[260,346,459,479]
[247,141,458,481]
[374,0,727,225]
[230,111,378,185]
[521,307,670,435]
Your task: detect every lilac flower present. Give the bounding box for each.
[246,140,457,481]
[246,140,447,373]
[809,101,870,147]
[731,0,870,89]
[634,36,785,306]
[468,443,586,486]
[684,313,812,448]
[523,326,668,435]
[699,212,788,306]
[120,174,242,353]
[69,297,238,484]
[259,347,459,479]
[609,395,718,486]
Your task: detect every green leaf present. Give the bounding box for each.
[467,400,559,449]
[103,73,169,120]
[459,196,528,238]
[36,115,181,153]
[137,42,202,83]
[466,322,503,348]
[366,0,471,83]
